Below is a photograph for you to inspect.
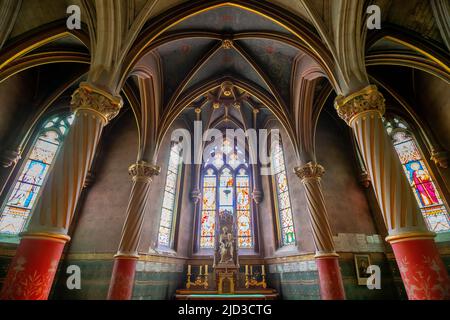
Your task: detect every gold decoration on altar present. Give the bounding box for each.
[186,265,209,290]
[334,85,386,125]
[245,265,267,289]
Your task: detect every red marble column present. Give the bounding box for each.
[389,234,450,300]
[107,256,138,300]
[315,255,346,300]
[0,234,69,300]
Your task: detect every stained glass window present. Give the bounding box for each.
[158,143,183,248]
[385,117,450,233]
[200,168,217,248]
[199,138,253,249]
[236,168,252,248]
[0,114,74,236]
[271,139,296,246]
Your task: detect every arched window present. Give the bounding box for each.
[0,114,74,238]
[158,143,183,248]
[199,138,254,249]
[271,138,296,247]
[385,116,450,233]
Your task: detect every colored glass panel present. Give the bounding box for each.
[158,144,183,247]
[200,169,217,249]
[0,115,73,236]
[387,119,450,233]
[271,140,296,246]
[200,138,254,249]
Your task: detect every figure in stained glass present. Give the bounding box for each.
[199,137,254,249]
[385,116,450,233]
[0,114,73,236]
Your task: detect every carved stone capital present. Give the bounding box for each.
[190,189,202,204]
[252,190,263,204]
[359,171,371,189]
[430,150,448,169]
[128,162,160,183]
[71,82,123,124]
[294,162,325,182]
[1,148,21,168]
[334,85,386,125]
[83,171,96,189]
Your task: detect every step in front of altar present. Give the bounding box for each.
[175,289,278,300]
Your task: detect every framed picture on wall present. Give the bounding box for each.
[354,254,372,286]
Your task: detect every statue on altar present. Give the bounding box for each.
[219,226,234,264]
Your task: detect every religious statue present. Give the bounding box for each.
[219,226,234,264]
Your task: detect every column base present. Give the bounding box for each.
[107,256,138,300]
[0,234,68,300]
[389,236,449,300]
[315,255,346,300]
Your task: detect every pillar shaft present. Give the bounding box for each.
[295,162,346,300]
[0,83,123,300]
[108,162,160,300]
[0,234,69,300]
[335,85,449,300]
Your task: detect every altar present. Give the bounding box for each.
[176,208,278,300]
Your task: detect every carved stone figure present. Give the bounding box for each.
[219,227,234,264]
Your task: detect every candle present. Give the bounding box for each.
[245,265,249,275]
[262,265,266,276]
[250,266,253,276]
[199,266,203,276]
[187,265,191,275]
[205,265,209,275]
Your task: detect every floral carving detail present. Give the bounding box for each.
[128,162,161,183]
[334,85,386,125]
[71,84,123,123]
[294,162,325,181]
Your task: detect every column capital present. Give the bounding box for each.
[294,162,325,182]
[71,82,123,124]
[252,190,263,204]
[190,189,202,204]
[128,162,160,183]
[1,147,21,168]
[334,85,386,125]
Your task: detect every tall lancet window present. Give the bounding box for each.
[0,114,74,238]
[158,143,183,248]
[199,138,254,249]
[385,117,450,233]
[271,139,296,247]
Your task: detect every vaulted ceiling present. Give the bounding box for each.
[0,0,448,164]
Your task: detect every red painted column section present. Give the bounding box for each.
[107,257,138,300]
[0,235,68,300]
[316,256,346,300]
[390,237,449,300]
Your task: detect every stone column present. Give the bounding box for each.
[0,82,123,300]
[335,85,449,300]
[295,162,346,300]
[107,162,160,300]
